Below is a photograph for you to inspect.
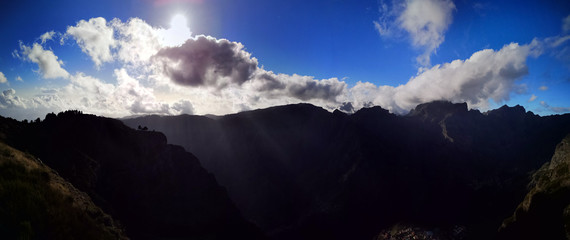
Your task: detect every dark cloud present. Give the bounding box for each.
[155,35,258,88]
[171,100,194,115]
[154,35,346,103]
[253,73,286,91]
[286,77,346,102]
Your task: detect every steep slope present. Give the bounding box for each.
[499,134,570,239]
[0,142,127,239]
[123,102,570,239]
[0,111,264,239]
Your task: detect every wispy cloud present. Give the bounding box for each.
[374,0,456,66]
[39,31,56,44]
[540,100,570,113]
[0,72,7,84]
[528,94,537,102]
[563,15,570,33]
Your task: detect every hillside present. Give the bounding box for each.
[499,134,570,239]
[124,101,570,239]
[0,142,127,239]
[0,111,264,239]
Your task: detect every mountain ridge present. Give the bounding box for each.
[124,101,570,239]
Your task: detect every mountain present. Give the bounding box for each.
[123,101,570,239]
[0,111,264,239]
[0,142,127,239]
[499,134,570,239]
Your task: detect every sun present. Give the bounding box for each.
[159,14,193,47]
[170,14,187,29]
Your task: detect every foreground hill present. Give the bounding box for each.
[0,142,127,239]
[0,111,264,239]
[124,101,570,239]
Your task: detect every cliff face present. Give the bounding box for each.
[0,111,264,239]
[499,134,570,239]
[124,101,570,239]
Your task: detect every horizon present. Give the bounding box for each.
[1,0,569,120]
[8,100,566,123]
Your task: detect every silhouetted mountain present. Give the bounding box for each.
[499,134,570,239]
[123,101,570,239]
[0,111,264,239]
[0,142,127,239]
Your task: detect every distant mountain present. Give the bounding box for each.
[124,101,570,239]
[499,134,570,239]
[0,111,264,239]
[0,142,127,239]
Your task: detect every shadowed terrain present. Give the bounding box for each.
[0,111,264,239]
[0,142,127,239]
[499,134,570,239]
[124,101,570,239]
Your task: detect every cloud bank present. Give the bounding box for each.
[5,15,565,120]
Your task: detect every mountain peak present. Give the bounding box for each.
[352,105,391,119]
[408,101,468,121]
[485,104,528,118]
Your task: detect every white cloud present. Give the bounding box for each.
[39,31,56,44]
[19,42,70,79]
[113,18,163,65]
[375,0,456,66]
[539,85,548,91]
[373,0,403,38]
[528,94,537,102]
[347,42,533,113]
[157,14,193,47]
[16,76,23,82]
[65,17,116,67]
[0,89,26,109]
[0,72,7,84]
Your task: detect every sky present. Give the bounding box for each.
[0,0,569,120]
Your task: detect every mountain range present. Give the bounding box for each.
[0,101,569,239]
[124,101,570,239]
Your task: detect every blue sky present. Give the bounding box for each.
[0,0,569,120]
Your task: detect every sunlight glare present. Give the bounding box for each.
[159,14,192,47]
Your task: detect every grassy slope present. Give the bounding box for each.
[0,142,127,240]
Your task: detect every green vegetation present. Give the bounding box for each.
[0,143,126,240]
